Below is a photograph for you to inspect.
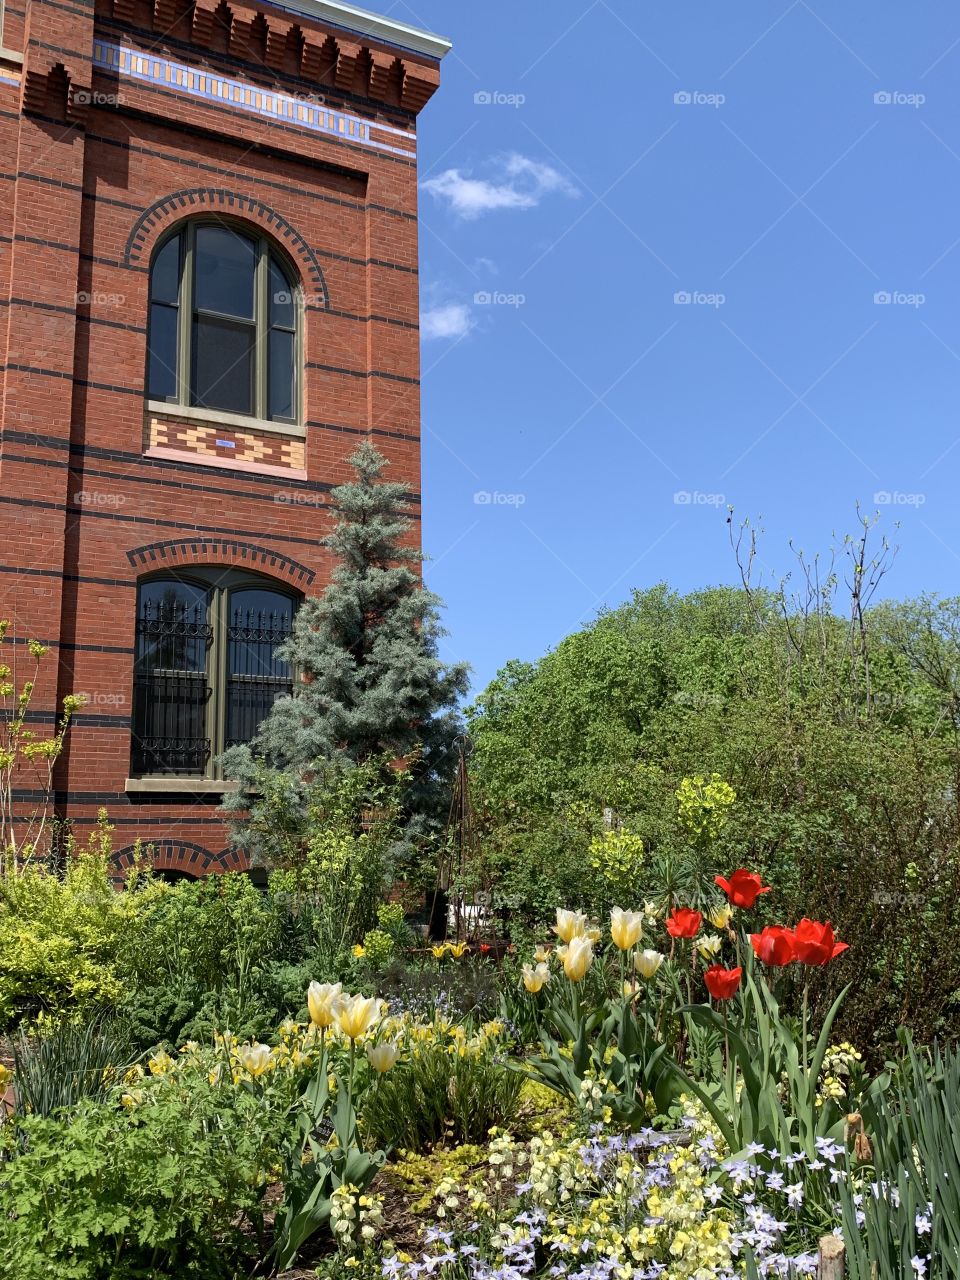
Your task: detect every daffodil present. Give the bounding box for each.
[635,948,664,980]
[307,981,344,1029]
[553,908,589,943]
[610,907,644,951]
[559,935,594,982]
[522,961,550,993]
[366,1040,400,1073]
[352,944,366,958]
[337,993,384,1041]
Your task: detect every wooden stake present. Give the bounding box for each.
[818,1235,845,1279]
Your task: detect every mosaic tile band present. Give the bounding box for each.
[92,40,417,157]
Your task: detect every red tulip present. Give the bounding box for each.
[666,907,702,939]
[715,869,771,910]
[792,918,848,966]
[704,965,742,1001]
[750,925,796,967]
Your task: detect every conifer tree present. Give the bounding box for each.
[224,441,468,826]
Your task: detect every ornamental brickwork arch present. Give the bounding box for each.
[114,840,247,877]
[125,189,329,307]
[126,538,316,588]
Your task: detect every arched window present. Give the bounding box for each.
[131,570,297,778]
[147,221,299,424]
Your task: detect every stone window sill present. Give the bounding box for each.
[0,48,24,65]
[125,777,238,795]
[146,400,306,440]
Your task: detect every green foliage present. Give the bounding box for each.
[0,1080,280,1279]
[0,623,84,865]
[224,441,469,842]
[11,1016,134,1117]
[360,1022,523,1151]
[469,581,960,1050]
[271,1065,385,1274]
[839,1038,960,1277]
[0,821,163,1028]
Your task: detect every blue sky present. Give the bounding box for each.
[398,0,960,694]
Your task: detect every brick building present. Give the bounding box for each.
[0,0,448,876]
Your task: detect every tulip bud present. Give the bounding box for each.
[366,1040,400,1073]
[610,907,644,951]
[553,908,589,943]
[337,993,385,1041]
[635,949,664,980]
[307,981,344,1029]
[559,935,594,982]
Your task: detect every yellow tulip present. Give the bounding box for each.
[635,948,664,980]
[366,1040,400,1073]
[238,1042,273,1078]
[307,981,344,1029]
[431,944,449,960]
[553,908,589,943]
[610,907,644,951]
[522,961,550,993]
[533,945,551,964]
[708,904,734,929]
[337,993,385,1041]
[559,935,594,982]
[697,933,723,960]
[448,941,470,959]
[0,1064,13,1090]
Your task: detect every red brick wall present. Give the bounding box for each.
[0,0,440,874]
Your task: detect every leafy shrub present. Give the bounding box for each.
[0,824,162,1028]
[0,1080,281,1279]
[361,1016,522,1150]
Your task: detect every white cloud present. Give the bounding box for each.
[421,302,474,341]
[422,153,579,220]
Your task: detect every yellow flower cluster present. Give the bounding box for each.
[421,1101,734,1279]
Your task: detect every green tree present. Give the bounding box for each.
[224,442,468,845]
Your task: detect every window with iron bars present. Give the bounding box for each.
[131,571,297,778]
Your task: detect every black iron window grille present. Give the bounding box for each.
[131,575,295,779]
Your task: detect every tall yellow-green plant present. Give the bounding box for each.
[0,621,85,869]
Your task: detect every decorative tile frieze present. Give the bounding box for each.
[92,39,417,157]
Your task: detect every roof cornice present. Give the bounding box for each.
[271,0,451,60]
